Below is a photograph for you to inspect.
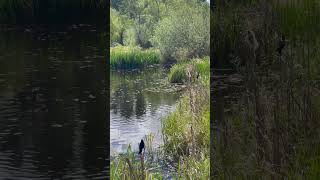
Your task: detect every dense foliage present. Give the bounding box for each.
[211,0,320,178]
[110,0,210,179]
[111,0,210,62]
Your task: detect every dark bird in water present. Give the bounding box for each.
[277,34,286,56]
[139,139,145,154]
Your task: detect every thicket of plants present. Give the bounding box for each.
[110,1,210,179]
[211,0,320,178]
[111,57,210,179]
[111,0,210,63]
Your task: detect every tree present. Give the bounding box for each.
[152,0,210,61]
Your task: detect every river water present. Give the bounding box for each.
[110,68,181,155]
[0,25,108,179]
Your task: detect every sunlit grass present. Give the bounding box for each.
[110,46,160,69]
[168,57,210,84]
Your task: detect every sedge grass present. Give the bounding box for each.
[110,46,160,69]
[111,58,210,179]
[111,82,210,179]
[168,57,210,84]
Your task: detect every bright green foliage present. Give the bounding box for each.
[162,62,210,178]
[111,8,134,46]
[111,0,210,60]
[168,57,210,84]
[152,0,210,61]
[110,145,147,179]
[162,94,210,159]
[111,0,167,48]
[177,155,210,179]
[110,46,160,69]
[168,63,188,83]
[123,27,137,47]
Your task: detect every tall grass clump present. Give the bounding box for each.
[111,59,210,179]
[110,46,160,69]
[168,57,210,84]
[163,60,210,178]
[162,94,210,159]
[110,145,163,180]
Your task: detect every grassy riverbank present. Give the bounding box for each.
[110,58,210,179]
[110,0,209,178]
[110,46,160,69]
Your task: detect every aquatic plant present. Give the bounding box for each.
[110,145,147,180]
[110,58,210,178]
[110,134,165,180]
[162,90,210,159]
[168,57,210,84]
[168,63,188,84]
[177,154,210,179]
[110,46,160,69]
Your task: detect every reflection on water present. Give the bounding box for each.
[110,68,181,154]
[0,26,108,179]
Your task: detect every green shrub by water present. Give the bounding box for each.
[162,88,210,159]
[110,46,160,69]
[110,145,163,180]
[168,57,210,84]
[162,60,210,178]
[111,59,210,179]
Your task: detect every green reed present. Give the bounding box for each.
[168,57,210,84]
[110,61,210,179]
[110,46,160,69]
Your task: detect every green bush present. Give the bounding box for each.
[168,57,210,84]
[152,1,210,61]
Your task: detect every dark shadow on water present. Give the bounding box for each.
[0,26,108,179]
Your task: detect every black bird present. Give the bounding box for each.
[139,139,145,154]
[277,34,286,56]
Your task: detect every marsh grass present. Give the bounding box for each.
[162,88,210,159]
[110,135,166,180]
[211,0,320,178]
[168,57,210,84]
[110,46,160,69]
[178,154,210,179]
[111,59,210,179]
[0,0,105,23]
[111,145,152,180]
[162,59,210,178]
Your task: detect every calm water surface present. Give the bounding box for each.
[0,26,108,179]
[110,68,181,155]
